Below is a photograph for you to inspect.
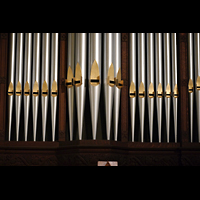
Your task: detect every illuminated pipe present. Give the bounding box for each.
[164,33,171,143]
[155,33,163,143]
[138,33,145,143]
[147,33,154,143]
[188,33,194,142]
[129,33,136,142]
[41,33,50,141]
[15,33,24,141]
[7,33,16,141]
[32,33,41,141]
[75,33,87,140]
[171,33,179,143]
[50,33,59,141]
[88,33,101,140]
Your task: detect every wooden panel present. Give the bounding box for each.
[121,33,129,142]
[0,33,8,141]
[58,33,67,141]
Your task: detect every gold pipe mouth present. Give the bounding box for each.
[138,82,145,98]
[173,84,179,98]
[65,66,74,88]
[196,76,200,91]
[33,81,39,97]
[51,80,58,97]
[16,81,22,96]
[42,80,48,97]
[115,68,124,89]
[188,78,193,93]
[8,82,14,96]
[74,63,82,87]
[148,82,154,98]
[107,63,115,87]
[165,83,171,98]
[90,60,100,86]
[129,81,136,98]
[157,83,163,98]
[24,81,30,96]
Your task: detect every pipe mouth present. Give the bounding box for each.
[16,81,22,96]
[51,80,58,97]
[8,82,14,96]
[139,82,145,98]
[90,60,100,86]
[42,80,48,97]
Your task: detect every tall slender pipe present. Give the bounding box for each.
[130,33,136,142]
[171,33,179,143]
[32,33,41,141]
[138,33,145,142]
[88,33,101,140]
[188,33,194,142]
[8,33,16,141]
[147,33,154,143]
[41,33,50,141]
[104,33,114,140]
[67,33,75,141]
[113,33,121,141]
[15,33,24,141]
[51,33,59,141]
[164,33,171,143]
[75,33,87,140]
[155,33,163,143]
[24,33,32,141]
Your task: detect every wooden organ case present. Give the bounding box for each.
[0,32,199,166]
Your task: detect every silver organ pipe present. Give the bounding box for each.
[41,33,50,141]
[50,33,59,142]
[8,33,16,141]
[66,33,75,141]
[188,33,194,142]
[32,33,41,141]
[15,33,24,141]
[24,33,32,141]
[129,33,136,142]
[75,33,87,140]
[88,33,101,140]
[138,33,146,143]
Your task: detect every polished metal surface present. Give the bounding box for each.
[130,33,136,142]
[41,33,50,141]
[104,33,114,140]
[75,33,87,140]
[67,33,75,141]
[8,33,16,141]
[15,33,24,141]
[24,33,32,141]
[171,33,178,143]
[164,33,171,143]
[155,33,163,143]
[147,33,154,142]
[113,33,121,141]
[88,33,101,140]
[32,33,41,141]
[51,33,59,141]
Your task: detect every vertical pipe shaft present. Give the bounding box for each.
[8,33,16,141]
[130,33,136,142]
[32,33,41,141]
[67,33,75,141]
[156,33,163,143]
[41,33,50,141]
[113,33,121,141]
[24,33,32,141]
[188,33,194,142]
[15,33,24,141]
[88,33,101,140]
[138,33,145,142]
[104,33,114,140]
[51,33,59,141]
[147,33,154,142]
[171,33,178,143]
[164,33,171,143]
[75,33,87,140]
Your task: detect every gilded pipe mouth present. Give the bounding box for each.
[173,84,179,98]
[129,81,136,98]
[24,81,30,96]
[139,82,145,98]
[188,78,193,93]
[148,82,154,98]
[90,60,100,86]
[33,81,39,97]
[65,66,74,88]
[165,83,171,98]
[8,82,14,96]
[157,83,163,98]
[107,63,115,87]
[42,80,48,97]
[74,63,82,87]
[51,80,58,97]
[196,76,200,90]
[16,81,22,96]
[115,68,123,89]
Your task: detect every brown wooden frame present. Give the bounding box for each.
[0,33,200,166]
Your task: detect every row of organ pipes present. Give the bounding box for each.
[7,33,179,142]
